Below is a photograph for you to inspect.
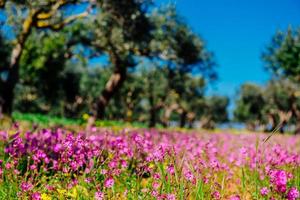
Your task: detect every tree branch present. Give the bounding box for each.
[36,0,69,20]
[36,11,88,30]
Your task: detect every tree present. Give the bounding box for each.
[263,27,300,134]
[263,27,300,82]
[149,6,216,78]
[0,30,11,117]
[139,66,168,127]
[263,79,300,133]
[90,0,153,119]
[148,6,216,127]
[234,83,265,131]
[200,96,229,129]
[14,24,88,116]
[167,72,206,128]
[0,0,89,116]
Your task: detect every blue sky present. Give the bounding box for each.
[158,0,300,102]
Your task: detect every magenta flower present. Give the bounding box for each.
[0,125,299,200]
[287,187,299,200]
[270,170,288,193]
[153,173,160,180]
[152,182,159,189]
[95,191,104,200]
[277,185,287,193]
[212,191,221,199]
[20,182,33,192]
[151,190,158,198]
[203,176,209,184]
[120,160,127,168]
[167,164,175,175]
[31,192,41,200]
[229,195,241,200]
[84,178,91,183]
[5,162,12,170]
[275,170,287,186]
[260,187,269,196]
[108,160,118,168]
[184,170,194,182]
[0,131,8,140]
[30,165,37,170]
[166,194,176,200]
[104,177,114,188]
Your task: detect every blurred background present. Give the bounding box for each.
[0,0,300,133]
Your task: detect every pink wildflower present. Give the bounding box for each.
[167,164,175,175]
[166,194,176,200]
[95,191,104,200]
[260,187,269,196]
[20,181,33,192]
[31,192,41,200]
[229,195,240,200]
[287,187,299,200]
[212,191,221,199]
[184,170,194,182]
[104,177,114,188]
[153,173,160,180]
[151,190,158,197]
[275,170,287,186]
[152,182,160,189]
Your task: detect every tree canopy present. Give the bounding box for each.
[0,1,229,129]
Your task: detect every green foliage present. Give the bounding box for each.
[201,95,229,129]
[12,112,82,126]
[260,27,300,133]
[234,79,300,133]
[12,112,147,128]
[14,29,85,116]
[263,27,300,81]
[0,1,226,129]
[150,5,216,79]
[92,0,153,61]
[234,83,265,130]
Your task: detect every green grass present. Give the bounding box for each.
[12,112,82,126]
[11,112,147,129]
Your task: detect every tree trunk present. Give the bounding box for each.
[149,107,157,127]
[267,113,277,132]
[187,112,196,128]
[180,110,187,128]
[295,121,300,135]
[161,103,178,127]
[148,83,156,127]
[148,90,158,127]
[93,58,127,119]
[291,97,300,135]
[277,111,292,134]
[0,66,18,115]
[0,11,37,116]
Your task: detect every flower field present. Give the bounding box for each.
[0,125,299,200]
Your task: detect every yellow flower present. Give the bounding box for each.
[68,187,78,198]
[82,113,89,121]
[57,189,67,195]
[141,178,148,188]
[127,110,132,117]
[149,163,155,169]
[76,185,89,197]
[108,153,114,159]
[41,193,51,200]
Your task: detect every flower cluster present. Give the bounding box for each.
[0,126,298,199]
